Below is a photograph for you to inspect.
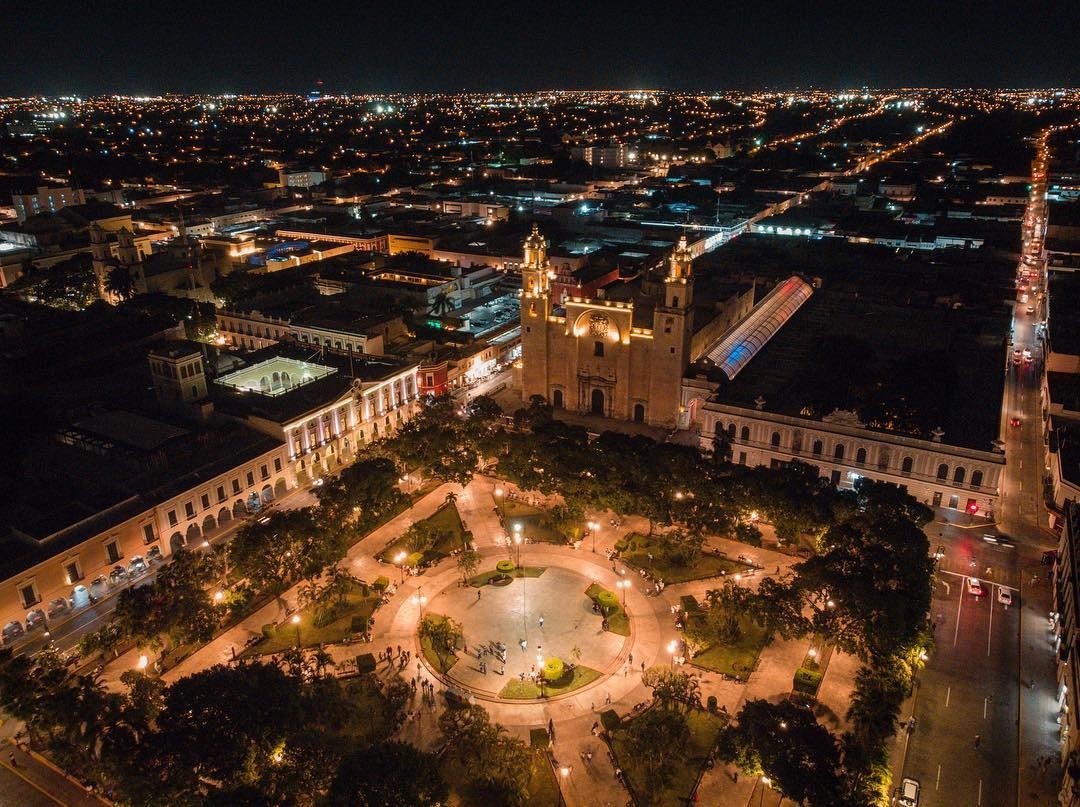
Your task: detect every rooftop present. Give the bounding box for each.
[215,356,337,396]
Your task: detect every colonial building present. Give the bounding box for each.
[518,225,752,428]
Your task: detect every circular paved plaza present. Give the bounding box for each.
[420,565,629,700]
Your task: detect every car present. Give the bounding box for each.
[1,621,25,644]
[998,588,1014,606]
[147,546,164,564]
[127,555,147,576]
[967,577,985,597]
[25,608,47,631]
[312,477,325,487]
[1010,416,1022,427]
[1023,349,1033,362]
[898,776,920,806]
[108,565,128,586]
[933,545,946,560]
[46,597,71,620]
[982,533,999,544]
[1012,349,1022,363]
[1042,550,1059,565]
[88,576,109,602]
[1027,305,1036,314]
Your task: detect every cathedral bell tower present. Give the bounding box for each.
[519,224,553,404]
[648,233,696,427]
[664,233,694,309]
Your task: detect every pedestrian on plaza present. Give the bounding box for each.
[386,644,392,659]
[477,590,482,601]
[628,652,633,665]
[397,644,402,657]
[480,661,486,674]
[641,661,646,673]
[605,692,612,705]
[8,753,17,768]
[591,721,599,736]
[974,734,981,749]
[539,615,544,629]
[548,718,555,742]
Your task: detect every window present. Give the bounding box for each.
[937,464,949,481]
[830,470,841,487]
[19,582,40,609]
[246,471,255,488]
[593,341,604,357]
[737,451,746,465]
[741,426,751,441]
[274,458,282,473]
[65,560,83,584]
[834,444,845,461]
[260,464,270,480]
[971,470,984,488]
[232,478,242,495]
[953,467,966,485]
[812,440,823,456]
[184,501,195,519]
[855,447,867,466]
[217,485,226,503]
[142,524,156,543]
[948,495,960,510]
[200,494,210,509]
[167,510,178,527]
[770,432,781,448]
[901,456,914,475]
[727,423,736,440]
[664,317,673,334]
[672,296,679,307]
[105,540,122,564]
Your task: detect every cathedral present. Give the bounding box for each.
[518,225,752,428]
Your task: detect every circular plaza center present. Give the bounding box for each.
[420,564,630,701]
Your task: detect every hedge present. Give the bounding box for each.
[496,559,516,574]
[597,590,619,612]
[372,576,390,591]
[600,709,621,731]
[542,657,565,682]
[793,667,824,695]
[356,653,376,674]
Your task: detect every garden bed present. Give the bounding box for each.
[585,583,631,636]
[687,615,770,681]
[792,641,833,698]
[240,581,380,658]
[419,613,459,674]
[609,707,725,806]
[442,748,561,807]
[468,566,546,587]
[620,533,751,584]
[377,502,469,565]
[498,664,602,699]
[500,499,579,544]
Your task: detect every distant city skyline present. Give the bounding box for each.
[6,0,1080,95]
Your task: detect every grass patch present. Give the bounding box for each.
[468,566,546,587]
[585,583,630,637]
[342,675,394,744]
[442,748,561,807]
[377,502,468,565]
[793,642,832,697]
[688,615,770,681]
[621,533,752,584]
[611,707,725,806]
[419,613,459,674]
[241,581,380,658]
[500,500,578,544]
[498,664,603,699]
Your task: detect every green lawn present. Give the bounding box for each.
[611,707,725,806]
[499,664,602,699]
[585,583,631,636]
[443,749,561,807]
[621,533,752,584]
[468,566,546,587]
[500,499,579,544]
[688,615,771,681]
[419,613,459,674]
[342,675,394,745]
[377,502,469,564]
[241,581,380,658]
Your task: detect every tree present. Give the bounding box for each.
[113,549,219,650]
[420,615,462,671]
[718,699,844,806]
[105,265,136,301]
[457,548,482,583]
[626,707,691,791]
[315,457,406,526]
[228,508,344,592]
[329,741,448,806]
[641,667,701,709]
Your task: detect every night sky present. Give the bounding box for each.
[8,0,1080,95]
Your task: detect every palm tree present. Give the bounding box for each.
[104,265,135,301]
[444,491,458,508]
[428,291,454,317]
[311,646,335,678]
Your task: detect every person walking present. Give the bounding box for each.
[539,615,545,629]
[974,734,981,749]
[477,590,482,601]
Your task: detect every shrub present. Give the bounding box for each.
[793,667,824,695]
[735,522,764,547]
[614,538,630,553]
[372,576,390,591]
[313,602,340,628]
[261,623,275,640]
[406,551,424,568]
[597,590,619,612]
[707,695,718,712]
[496,559,516,574]
[350,615,369,633]
[680,595,700,613]
[356,653,376,674]
[542,657,565,682]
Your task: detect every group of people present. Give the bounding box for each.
[380,644,412,671]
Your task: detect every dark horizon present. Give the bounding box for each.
[8,0,1080,96]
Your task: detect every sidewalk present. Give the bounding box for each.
[0,739,109,806]
[1018,574,1062,806]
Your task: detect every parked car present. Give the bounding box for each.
[128,556,147,576]
[88,576,109,602]
[147,546,164,564]
[997,588,1014,606]
[25,608,47,631]
[1,621,25,644]
[898,777,920,806]
[108,565,127,586]
[966,577,985,597]
[1009,416,1021,427]
[46,598,71,620]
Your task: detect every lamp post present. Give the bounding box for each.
[291,613,301,647]
[617,578,631,607]
[415,586,425,621]
[588,520,599,553]
[494,486,504,520]
[515,527,527,634]
[667,639,678,669]
[395,550,407,585]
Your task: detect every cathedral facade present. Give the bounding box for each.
[518,225,696,428]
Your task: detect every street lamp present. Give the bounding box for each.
[291,613,301,647]
[515,530,527,633]
[415,587,425,620]
[667,639,678,668]
[494,486,504,519]
[617,578,631,607]
[395,550,408,585]
[588,520,599,553]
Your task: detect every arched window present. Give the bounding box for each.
[812,440,823,456]
[855,447,867,466]
[953,467,966,485]
[770,432,781,448]
[727,423,736,440]
[901,456,914,475]
[552,389,563,408]
[834,444,845,461]
[971,470,984,488]
[741,426,751,441]
[633,403,645,423]
[937,464,949,480]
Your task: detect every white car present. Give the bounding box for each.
[967,577,985,597]
[997,588,1014,606]
[898,777,920,806]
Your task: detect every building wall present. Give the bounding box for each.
[388,233,437,256]
[694,403,1004,516]
[12,186,88,222]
